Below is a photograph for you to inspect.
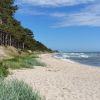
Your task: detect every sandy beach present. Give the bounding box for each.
[7,54,100,100]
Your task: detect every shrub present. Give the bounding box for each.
[0,79,42,100]
[0,63,9,77]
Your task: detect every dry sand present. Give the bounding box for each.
[7,54,100,100]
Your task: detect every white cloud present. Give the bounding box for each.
[16,0,100,27]
[16,0,95,6]
[49,13,67,17]
[18,9,45,16]
[52,3,100,27]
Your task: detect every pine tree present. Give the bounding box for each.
[0,0,52,51]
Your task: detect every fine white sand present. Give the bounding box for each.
[7,54,100,100]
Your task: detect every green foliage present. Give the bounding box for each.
[0,54,45,69]
[0,0,52,52]
[0,54,45,77]
[0,79,42,100]
[0,64,9,77]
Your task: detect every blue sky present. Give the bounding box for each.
[15,0,100,51]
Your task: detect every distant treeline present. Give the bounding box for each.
[0,0,52,52]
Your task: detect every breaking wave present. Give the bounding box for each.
[54,52,89,59]
[53,52,100,67]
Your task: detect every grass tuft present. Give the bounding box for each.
[0,64,9,77]
[0,79,42,100]
[0,54,45,76]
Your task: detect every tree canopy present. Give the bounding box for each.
[0,0,52,52]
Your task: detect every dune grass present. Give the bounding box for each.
[0,65,9,77]
[0,79,42,100]
[0,54,45,76]
[1,54,45,69]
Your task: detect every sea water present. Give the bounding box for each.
[54,52,100,67]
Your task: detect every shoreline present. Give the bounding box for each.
[7,53,100,100]
[53,53,100,68]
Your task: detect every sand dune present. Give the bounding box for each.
[8,54,100,100]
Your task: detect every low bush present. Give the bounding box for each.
[0,63,9,77]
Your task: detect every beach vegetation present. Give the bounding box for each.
[0,79,42,100]
[0,54,45,77]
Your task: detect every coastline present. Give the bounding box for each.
[7,53,100,100]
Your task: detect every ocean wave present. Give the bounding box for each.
[54,52,100,67]
[80,55,89,58]
[54,52,89,59]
